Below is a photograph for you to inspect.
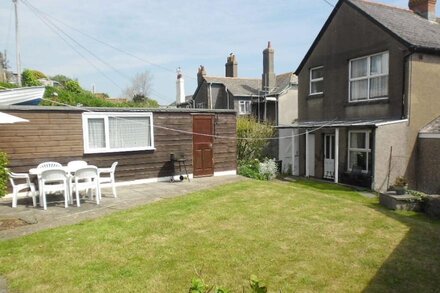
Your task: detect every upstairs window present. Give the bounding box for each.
[310,66,324,95]
[239,100,251,115]
[82,112,154,154]
[349,51,389,102]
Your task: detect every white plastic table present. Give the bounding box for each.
[29,165,97,206]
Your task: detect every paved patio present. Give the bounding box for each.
[0,175,244,240]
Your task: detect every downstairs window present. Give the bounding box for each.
[348,130,372,173]
[82,112,154,154]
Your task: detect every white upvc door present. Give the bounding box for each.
[324,134,335,179]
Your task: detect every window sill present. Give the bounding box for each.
[345,98,389,107]
[84,147,156,154]
[307,93,324,99]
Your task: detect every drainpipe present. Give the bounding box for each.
[209,83,213,109]
[402,51,413,121]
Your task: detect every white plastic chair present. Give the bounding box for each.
[8,171,37,208]
[67,160,88,199]
[37,161,62,169]
[40,168,69,210]
[73,166,100,207]
[67,160,88,171]
[98,162,118,198]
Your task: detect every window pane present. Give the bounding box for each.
[239,102,245,113]
[351,58,368,78]
[349,150,367,171]
[311,68,323,79]
[370,76,388,98]
[350,132,366,149]
[109,117,151,149]
[331,136,335,159]
[371,53,388,75]
[311,80,323,94]
[350,79,368,101]
[88,118,105,149]
[325,136,330,159]
[245,101,251,113]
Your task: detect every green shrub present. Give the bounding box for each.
[258,158,278,180]
[237,117,274,164]
[50,74,73,86]
[0,82,18,89]
[0,152,9,198]
[238,159,264,180]
[64,80,82,94]
[30,70,46,80]
[21,69,43,86]
[41,85,160,108]
[238,158,279,181]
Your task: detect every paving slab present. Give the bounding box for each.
[0,175,245,240]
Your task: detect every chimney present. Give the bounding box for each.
[262,41,276,93]
[176,67,186,105]
[225,53,238,77]
[197,65,206,86]
[409,0,437,21]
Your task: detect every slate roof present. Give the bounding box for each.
[420,116,440,134]
[296,0,440,74]
[348,0,440,51]
[204,77,261,96]
[203,72,296,97]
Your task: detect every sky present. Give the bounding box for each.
[0,0,416,105]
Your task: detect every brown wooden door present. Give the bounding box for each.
[193,115,214,177]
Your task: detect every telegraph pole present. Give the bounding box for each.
[13,0,22,86]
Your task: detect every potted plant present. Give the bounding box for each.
[393,176,407,195]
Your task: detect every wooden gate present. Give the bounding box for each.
[193,115,214,177]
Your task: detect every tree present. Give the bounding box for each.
[50,74,73,86]
[21,69,43,86]
[122,70,153,100]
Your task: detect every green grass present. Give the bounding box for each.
[1,179,440,292]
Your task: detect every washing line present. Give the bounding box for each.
[38,96,335,140]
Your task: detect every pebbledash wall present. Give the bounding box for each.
[0,106,237,186]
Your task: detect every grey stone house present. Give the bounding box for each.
[280,0,440,193]
[180,43,298,126]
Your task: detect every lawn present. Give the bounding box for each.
[1,179,440,292]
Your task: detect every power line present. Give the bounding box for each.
[18,0,193,80]
[21,0,124,92]
[21,0,172,104]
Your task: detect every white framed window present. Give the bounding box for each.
[82,112,155,154]
[349,51,389,102]
[239,100,251,115]
[347,130,372,173]
[309,66,324,95]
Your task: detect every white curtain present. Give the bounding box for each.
[370,53,388,75]
[370,76,388,98]
[350,79,368,101]
[351,58,368,78]
[109,117,151,149]
[88,118,106,149]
